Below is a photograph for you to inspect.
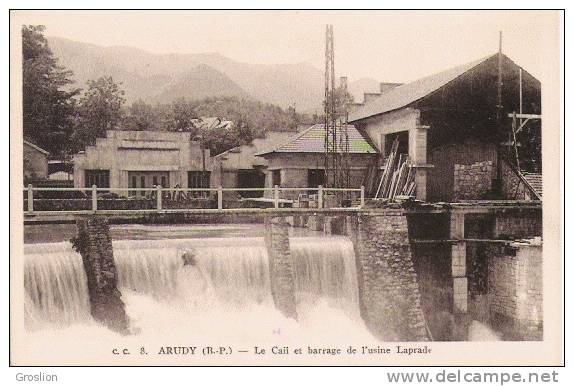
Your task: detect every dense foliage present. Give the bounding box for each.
[70,76,126,152]
[121,97,302,155]
[21,25,312,158]
[22,25,79,158]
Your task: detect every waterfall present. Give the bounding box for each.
[113,238,272,306]
[24,242,91,328]
[291,236,360,318]
[23,236,360,328]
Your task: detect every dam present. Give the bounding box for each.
[20,200,543,364]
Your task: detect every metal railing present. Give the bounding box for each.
[23,184,366,215]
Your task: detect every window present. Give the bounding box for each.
[152,176,158,187]
[188,171,210,189]
[161,176,167,188]
[140,176,146,189]
[85,170,110,189]
[272,170,281,187]
[130,176,137,197]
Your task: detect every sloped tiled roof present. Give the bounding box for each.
[24,140,50,155]
[523,173,542,198]
[256,124,377,155]
[349,54,496,122]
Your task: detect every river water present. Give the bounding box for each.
[21,225,381,364]
[19,224,499,364]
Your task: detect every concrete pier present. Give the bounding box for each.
[263,216,298,319]
[74,216,129,333]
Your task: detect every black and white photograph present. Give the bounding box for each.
[9,9,563,366]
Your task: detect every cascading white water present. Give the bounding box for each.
[291,236,360,318]
[23,236,361,330]
[113,238,272,306]
[24,242,91,329]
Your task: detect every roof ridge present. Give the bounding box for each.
[349,53,499,121]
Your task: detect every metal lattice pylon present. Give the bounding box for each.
[323,24,350,189]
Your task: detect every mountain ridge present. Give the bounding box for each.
[47,36,381,112]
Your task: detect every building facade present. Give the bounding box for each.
[73,130,213,195]
[256,124,378,199]
[211,130,297,197]
[349,53,542,202]
[23,140,49,181]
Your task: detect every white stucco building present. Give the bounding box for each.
[73,130,213,196]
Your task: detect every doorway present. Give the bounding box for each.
[308,169,326,191]
[237,170,265,197]
[128,171,170,197]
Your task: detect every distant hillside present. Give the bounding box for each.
[48,36,381,112]
[151,64,250,103]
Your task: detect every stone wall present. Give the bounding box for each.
[74,217,129,333]
[494,211,542,239]
[453,160,493,201]
[263,216,297,319]
[486,241,543,340]
[500,159,539,200]
[351,211,428,341]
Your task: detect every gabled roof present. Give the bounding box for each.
[349,54,496,122]
[214,130,296,159]
[23,140,50,155]
[256,124,377,156]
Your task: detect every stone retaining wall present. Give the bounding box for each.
[494,211,542,239]
[487,242,543,340]
[351,211,428,341]
[453,160,493,201]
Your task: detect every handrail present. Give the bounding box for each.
[23,184,366,214]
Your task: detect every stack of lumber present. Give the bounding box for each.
[362,162,383,197]
[374,137,416,200]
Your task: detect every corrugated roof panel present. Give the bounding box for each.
[349,54,495,122]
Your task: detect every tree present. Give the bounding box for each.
[122,100,158,131]
[165,99,198,133]
[72,76,126,150]
[22,25,79,158]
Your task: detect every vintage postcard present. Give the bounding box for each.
[9,10,563,366]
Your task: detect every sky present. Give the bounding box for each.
[12,10,560,83]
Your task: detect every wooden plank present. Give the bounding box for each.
[506,113,541,119]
